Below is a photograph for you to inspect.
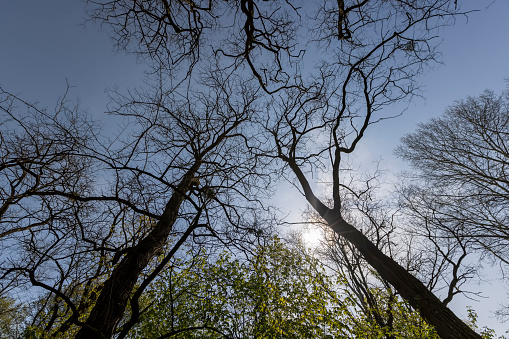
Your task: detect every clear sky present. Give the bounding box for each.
[0,0,146,116]
[360,0,509,171]
[1,0,509,335]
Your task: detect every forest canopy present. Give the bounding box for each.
[0,0,507,338]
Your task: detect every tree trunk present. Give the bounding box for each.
[323,209,481,339]
[75,165,200,339]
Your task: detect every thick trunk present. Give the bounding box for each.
[324,210,481,339]
[75,166,200,339]
[285,156,478,338]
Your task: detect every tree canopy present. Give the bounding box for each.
[0,0,501,338]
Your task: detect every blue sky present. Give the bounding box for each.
[0,1,145,115]
[1,0,509,334]
[360,0,509,171]
[1,1,507,151]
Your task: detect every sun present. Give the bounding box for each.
[302,226,323,248]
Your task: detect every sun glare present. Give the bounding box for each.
[302,226,323,248]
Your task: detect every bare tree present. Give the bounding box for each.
[0,85,97,242]
[397,89,509,316]
[312,181,418,338]
[300,169,474,337]
[397,90,509,266]
[1,74,273,338]
[74,75,271,338]
[0,86,102,305]
[1,0,486,337]
[257,0,481,334]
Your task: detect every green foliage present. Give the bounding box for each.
[16,236,497,338]
[466,307,505,339]
[21,267,109,338]
[128,237,440,338]
[345,287,439,338]
[129,237,350,338]
[21,283,99,338]
[0,296,26,338]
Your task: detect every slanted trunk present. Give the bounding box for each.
[75,165,200,339]
[324,209,480,339]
